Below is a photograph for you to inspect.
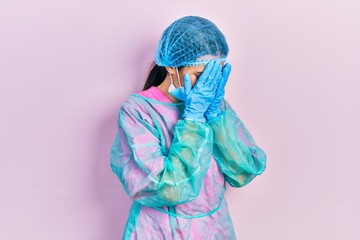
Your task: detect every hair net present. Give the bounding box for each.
[154,16,229,67]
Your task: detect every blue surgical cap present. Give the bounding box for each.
[154,16,229,67]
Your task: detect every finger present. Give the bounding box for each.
[195,61,215,87]
[222,63,232,82]
[183,73,192,95]
[216,75,227,98]
[212,61,224,88]
[204,61,222,91]
[215,64,231,98]
[209,60,222,80]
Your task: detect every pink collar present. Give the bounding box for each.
[137,86,173,103]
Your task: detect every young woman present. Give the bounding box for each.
[110,15,267,239]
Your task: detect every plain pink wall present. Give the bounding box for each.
[1,0,360,239]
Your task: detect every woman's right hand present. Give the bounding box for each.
[182,60,223,122]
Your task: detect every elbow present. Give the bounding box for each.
[252,160,267,175]
[226,154,267,188]
[225,171,262,188]
[248,147,267,175]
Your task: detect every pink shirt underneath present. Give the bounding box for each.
[137,86,173,103]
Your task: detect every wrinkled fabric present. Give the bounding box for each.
[110,89,267,239]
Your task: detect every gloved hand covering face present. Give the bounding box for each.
[182,60,223,122]
[205,62,232,120]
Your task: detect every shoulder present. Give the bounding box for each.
[115,94,151,123]
[119,94,150,115]
[117,94,157,128]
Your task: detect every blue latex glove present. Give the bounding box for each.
[182,60,223,122]
[205,62,232,121]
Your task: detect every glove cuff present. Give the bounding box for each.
[205,109,222,121]
[182,110,206,123]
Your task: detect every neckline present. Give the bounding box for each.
[131,93,185,106]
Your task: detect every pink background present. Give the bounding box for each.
[1,0,360,239]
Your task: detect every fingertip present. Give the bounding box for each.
[203,60,214,71]
[215,61,223,74]
[223,63,232,75]
[223,61,231,68]
[208,60,216,66]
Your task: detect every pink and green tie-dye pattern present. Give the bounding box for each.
[110,87,266,239]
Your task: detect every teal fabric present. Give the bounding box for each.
[208,101,267,187]
[115,107,213,207]
[110,94,266,239]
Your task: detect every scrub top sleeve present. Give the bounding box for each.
[207,100,267,188]
[110,101,214,207]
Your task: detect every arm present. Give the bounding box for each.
[110,100,213,207]
[207,100,267,188]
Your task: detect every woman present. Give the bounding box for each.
[110,16,267,239]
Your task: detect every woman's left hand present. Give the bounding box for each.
[205,62,232,121]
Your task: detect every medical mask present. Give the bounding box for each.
[168,67,186,101]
